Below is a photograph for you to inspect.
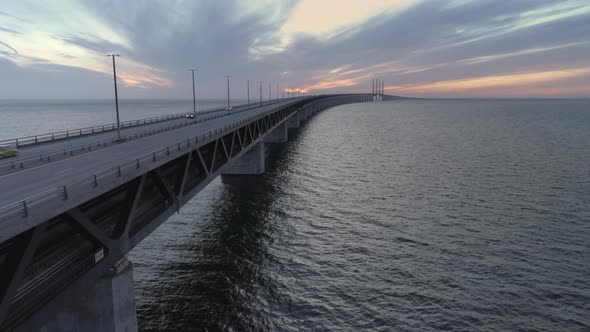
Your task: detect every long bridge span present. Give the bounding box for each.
[0,93,393,331]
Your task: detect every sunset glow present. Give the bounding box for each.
[1,0,589,98]
[386,67,590,96]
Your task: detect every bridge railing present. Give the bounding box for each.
[0,98,303,149]
[0,112,191,148]
[0,98,303,173]
[0,107,230,173]
[0,115,267,222]
[0,95,365,228]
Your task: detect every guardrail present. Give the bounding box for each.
[0,109,218,172]
[0,98,303,173]
[0,112,190,148]
[0,95,360,226]
[0,98,300,148]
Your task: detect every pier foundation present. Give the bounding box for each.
[263,122,288,143]
[24,257,137,332]
[287,113,300,129]
[222,142,265,175]
[300,109,308,122]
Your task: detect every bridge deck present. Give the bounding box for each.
[9,116,191,160]
[0,98,303,237]
[2,100,292,166]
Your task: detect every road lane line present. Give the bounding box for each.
[54,168,72,175]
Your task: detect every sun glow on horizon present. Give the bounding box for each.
[385,67,590,96]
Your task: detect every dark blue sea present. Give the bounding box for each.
[119,99,589,331]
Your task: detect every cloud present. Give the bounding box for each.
[387,67,590,93]
[259,0,590,96]
[0,26,20,34]
[0,0,589,98]
[0,40,18,54]
[0,0,171,89]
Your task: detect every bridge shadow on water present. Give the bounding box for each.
[135,132,304,331]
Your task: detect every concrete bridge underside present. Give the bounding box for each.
[0,95,380,331]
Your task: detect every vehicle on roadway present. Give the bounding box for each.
[225,106,233,112]
[185,113,195,119]
[0,143,18,159]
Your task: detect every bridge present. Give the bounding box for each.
[0,93,394,331]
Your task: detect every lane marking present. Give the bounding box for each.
[55,168,72,175]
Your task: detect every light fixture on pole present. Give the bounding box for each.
[247,79,250,105]
[189,68,197,118]
[259,81,262,105]
[106,54,121,140]
[226,75,231,109]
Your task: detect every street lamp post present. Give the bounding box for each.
[276,83,279,100]
[226,75,231,109]
[269,83,271,102]
[190,68,197,118]
[259,81,262,105]
[107,54,121,140]
[247,79,250,105]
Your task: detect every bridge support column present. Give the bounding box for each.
[287,112,300,129]
[222,142,265,175]
[300,109,309,121]
[263,122,287,143]
[27,257,138,332]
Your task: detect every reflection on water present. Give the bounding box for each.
[132,143,295,331]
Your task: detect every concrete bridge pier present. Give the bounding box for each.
[287,112,300,129]
[25,257,138,332]
[263,122,288,143]
[299,109,308,122]
[222,142,265,175]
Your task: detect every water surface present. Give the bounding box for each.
[126,99,590,331]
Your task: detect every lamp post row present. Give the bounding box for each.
[107,56,304,134]
[371,78,386,101]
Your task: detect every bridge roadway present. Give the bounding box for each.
[0,97,304,241]
[2,99,293,169]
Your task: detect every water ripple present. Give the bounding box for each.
[131,99,590,331]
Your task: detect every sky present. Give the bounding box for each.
[0,0,589,99]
